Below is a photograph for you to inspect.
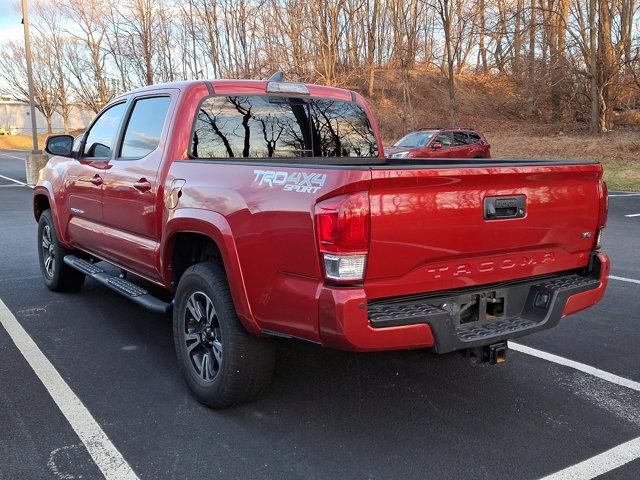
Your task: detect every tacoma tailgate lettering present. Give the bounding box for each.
[426,253,556,280]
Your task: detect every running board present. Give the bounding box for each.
[63,255,172,314]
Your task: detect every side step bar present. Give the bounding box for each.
[63,255,172,314]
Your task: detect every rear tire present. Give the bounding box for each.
[37,210,85,292]
[173,262,275,408]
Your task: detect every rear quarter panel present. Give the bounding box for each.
[165,161,371,341]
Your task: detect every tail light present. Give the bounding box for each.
[315,192,370,283]
[596,180,608,249]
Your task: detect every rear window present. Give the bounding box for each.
[191,95,378,159]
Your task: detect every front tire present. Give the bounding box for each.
[173,262,275,408]
[37,210,85,292]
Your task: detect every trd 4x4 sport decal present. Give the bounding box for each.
[252,169,327,193]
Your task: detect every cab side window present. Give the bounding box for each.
[120,97,171,158]
[82,102,127,158]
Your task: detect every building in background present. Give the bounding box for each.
[0,96,92,134]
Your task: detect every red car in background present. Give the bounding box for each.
[385,128,491,159]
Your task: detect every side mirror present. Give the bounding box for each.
[45,135,74,156]
[432,142,443,150]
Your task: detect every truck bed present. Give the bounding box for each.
[168,156,604,344]
[187,156,598,168]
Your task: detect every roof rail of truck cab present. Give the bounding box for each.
[109,78,358,103]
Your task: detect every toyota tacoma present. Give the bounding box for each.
[34,76,609,408]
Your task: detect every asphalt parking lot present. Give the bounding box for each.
[1,149,639,480]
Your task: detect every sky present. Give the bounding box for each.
[0,1,25,93]
[0,0,22,44]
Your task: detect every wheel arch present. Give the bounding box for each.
[33,185,53,221]
[162,209,259,335]
[32,184,68,244]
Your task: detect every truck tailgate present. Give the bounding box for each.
[365,161,603,299]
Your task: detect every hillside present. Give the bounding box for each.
[1,71,638,190]
[362,70,640,191]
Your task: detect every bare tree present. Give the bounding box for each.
[61,0,114,111]
[0,39,59,132]
[435,0,458,125]
[0,0,636,135]
[32,0,72,132]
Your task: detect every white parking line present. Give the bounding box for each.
[510,343,640,478]
[509,342,640,393]
[608,193,640,197]
[539,436,640,480]
[610,275,640,285]
[0,174,32,189]
[0,152,27,161]
[0,299,139,480]
[625,213,640,217]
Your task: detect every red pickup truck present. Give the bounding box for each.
[35,77,609,408]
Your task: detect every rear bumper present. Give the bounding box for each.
[318,252,609,353]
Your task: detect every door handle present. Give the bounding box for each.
[133,179,152,192]
[90,175,103,186]
[484,196,526,220]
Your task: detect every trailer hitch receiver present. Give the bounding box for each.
[466,342,508,365]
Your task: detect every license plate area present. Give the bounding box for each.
[440,289,508,327]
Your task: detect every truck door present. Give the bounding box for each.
[100,93,174,279]
[65,101,128,251]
